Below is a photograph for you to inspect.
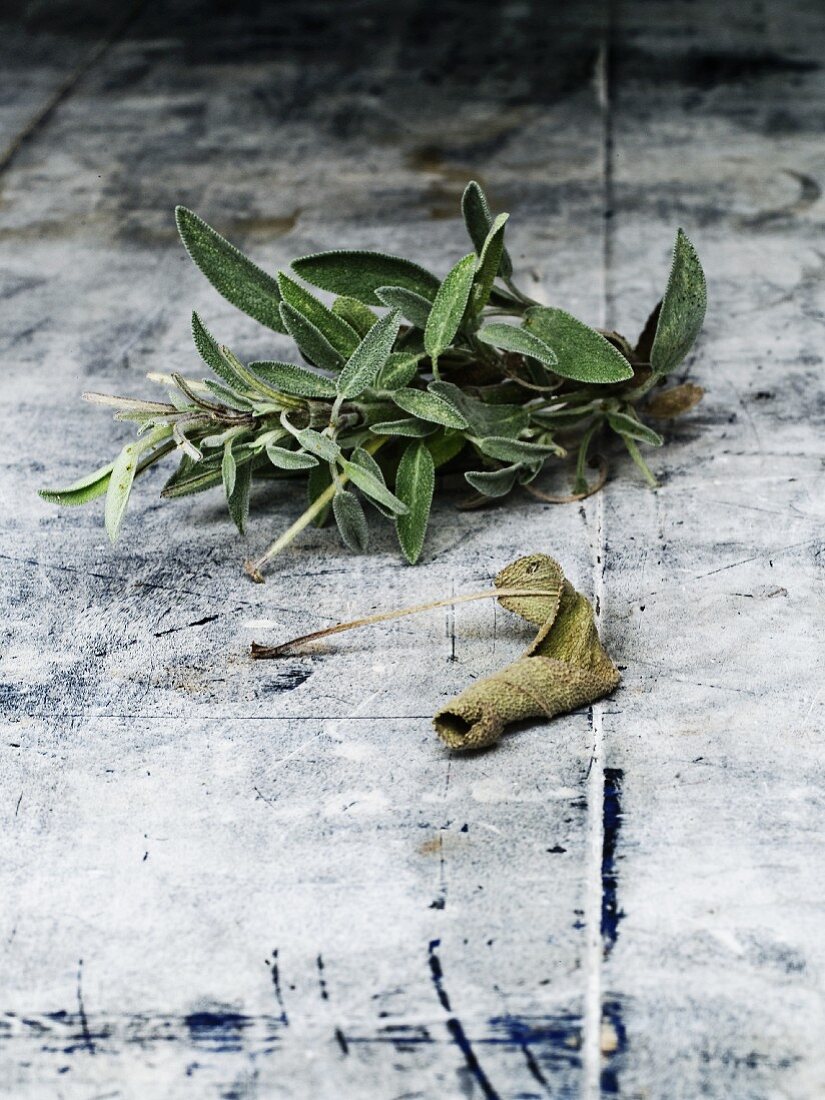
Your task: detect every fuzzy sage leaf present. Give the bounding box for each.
[649,228,707,376]
[462,180,513,278]
[293,251,440,307]
[524,307,634,383]
[176,207,285,333]
[395,440,435,564]
[424,252,477,370]
[336,310,402,398]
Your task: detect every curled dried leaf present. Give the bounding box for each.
[434,554,619,750]
[644,382,704,419]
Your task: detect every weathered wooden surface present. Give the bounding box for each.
[1,1,824,1096]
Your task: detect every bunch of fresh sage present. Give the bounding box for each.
[40,182,706,580]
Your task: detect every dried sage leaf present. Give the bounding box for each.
[434,554,619,749]
[644,382,704,419]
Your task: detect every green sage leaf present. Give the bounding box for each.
[292,427,340,462]
[39,462,115,506]
[191,312,249,390]
[104,442,142,542]
[307,462,333,527]
[277,272,360,357]
[470,213,509,314]
[247,361,337,399]
[280,302,343,371]
[342,450,408,515]
[428,381,529,438]
[369,418,437,438]
[462,180,513,278]
[375,285,432,330]
[176,207,285,333]
[465,464,521,498]
[524,307,634,383]
[332,296,378,336]
[650,228,707,375]
[477,322,559,368]
[472,436,559,463]
[337,310,402,399]
[333,489,369,553]
[395,440,435,565]
[202,379,254,410]
[427,430,467,468]
[227,460,252,534]
[606,411,664,447]
[375,351,423,391]
[292,250,440,307]
[390,388,468,428]
[266,444,320,470]
[424,252,477,367]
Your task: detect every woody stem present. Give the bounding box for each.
[250,587,552,658]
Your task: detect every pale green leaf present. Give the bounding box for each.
[470,213,509,314]
[461,180,513,278]
[424,252,477,366]
[176,207,285,333]
[606,411,664,447]
[292,427,340,462]
[472,436,559,463]
[465,464,521,497]
[341,453,408,515]
[247,361,337,398]
[39,462,115,506]
[292,250,439,307]
[390,388,468,428]
[202,379,254,410]
[477,322,559,368]
[266,444,319,470]
[375,285,432,329]
[332,296,378,336]
[280,302,343,371]
[375,351,423,391]
[191,312,249,390]
[104,442,144,542]
[369,418,437,438]
[524,307,634,383]
[650,228,707,375]
[222,440,236,498]
[428,381,529,438]
[333,489,369,552]
[277,272,360,357]
[395,441,435,564]
[227,460,252,534]
[337,310,402,399]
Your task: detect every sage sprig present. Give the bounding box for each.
[40,182,707,577]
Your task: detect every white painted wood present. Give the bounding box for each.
[1,2,823,1097]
